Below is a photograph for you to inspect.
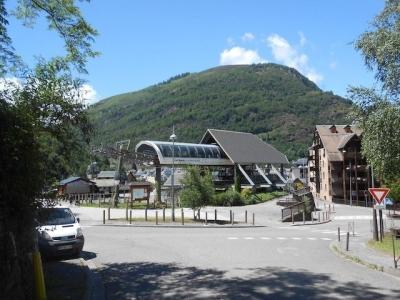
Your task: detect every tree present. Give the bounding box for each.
[0,1,97,298]
[180,166,215,212]
[350,0,400,180]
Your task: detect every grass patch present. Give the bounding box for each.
[368,233,400,256]
[332,244,383,271]
[78,201,150,209]
[243,191,288,205]
[109,217,237,225]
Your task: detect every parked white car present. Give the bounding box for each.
[36,206,84,257]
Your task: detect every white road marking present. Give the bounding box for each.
[276,237,287,240]
[260,237,271,240]
[307,237,317,240]
[291,237,302,240]
[320,237,332,241]
[244,237,254,240]
[227,237,238,240]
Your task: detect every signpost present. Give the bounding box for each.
[368,188,390,205]
[369,188,390,242]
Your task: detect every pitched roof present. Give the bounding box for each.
[97,171,118,179]
[59,177,94,185]
[315,125,362,161]
[201,129,288,165]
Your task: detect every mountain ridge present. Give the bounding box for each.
[89,63,352,160]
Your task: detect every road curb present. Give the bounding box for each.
[291,219,332,226]
[81,257,105,300]
[329,241,400,280]
[93,223,267,229]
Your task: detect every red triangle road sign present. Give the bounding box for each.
[368,188,390,204]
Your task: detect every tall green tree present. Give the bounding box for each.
[349,0,400,180]
[180,166,215,212]
[0,1,97,298]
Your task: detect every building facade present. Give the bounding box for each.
[308,125,375,206]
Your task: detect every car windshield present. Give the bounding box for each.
[38,208,76,225]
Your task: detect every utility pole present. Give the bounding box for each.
[371,166,379,241]
[112,140,130,208]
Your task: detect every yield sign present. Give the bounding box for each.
[368,188,390,204]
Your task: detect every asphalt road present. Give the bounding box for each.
[74,203,400,299]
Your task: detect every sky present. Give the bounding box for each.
[6,0,384,104]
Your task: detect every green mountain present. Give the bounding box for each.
[89,64,352,160]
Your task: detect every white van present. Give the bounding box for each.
[36,206,84,257]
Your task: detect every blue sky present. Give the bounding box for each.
[7,0,384,103]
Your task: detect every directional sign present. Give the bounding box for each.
[368,188,390,204]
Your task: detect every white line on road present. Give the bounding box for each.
[244,237,255,240]
[291,237,302,240]
[320,238,332,241]
[227,237,238,240]
[276,237,287,240]
[307,237,317,240]
[260,237,271,240]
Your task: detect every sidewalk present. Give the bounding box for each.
[43,257,88,300]
[331,234,400,278]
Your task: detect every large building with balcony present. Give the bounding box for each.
[308,125,375,206]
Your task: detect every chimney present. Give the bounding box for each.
[329,125,337,133]
[344,125,352,133]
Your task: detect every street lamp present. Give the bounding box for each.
[169,126,177,222]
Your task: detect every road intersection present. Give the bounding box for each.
[70,200,400,299]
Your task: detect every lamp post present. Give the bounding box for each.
[170,127,177,222]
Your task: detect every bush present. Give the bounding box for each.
[240,188,252,199]
[213,190,244,206]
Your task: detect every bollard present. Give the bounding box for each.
[346,232,350,251]
[214,209,217,223]
[245,210,248,223]
[252,213,255,226]
[338,227,340,242]
[303,211,305,224]
[129,210,132,224]
[163,208,166,222]
[145,208,148,221]
[318,212,320,223]
[231,212,234,226]
[103,210,105,224]
[181,209,184,225]
[205,212,208,225]
[156,211,158,225]
[108,207,110,220]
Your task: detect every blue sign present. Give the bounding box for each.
[385,198,393,205]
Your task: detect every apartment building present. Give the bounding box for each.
[308,125,375,206]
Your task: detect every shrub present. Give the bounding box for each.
[213,190,244,206]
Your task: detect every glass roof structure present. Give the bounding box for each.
[135,141,232,166]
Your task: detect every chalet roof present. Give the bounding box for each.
[97,171,117,179]
[163,170,186,187]
[201,129,288,165]
[315,125,362,161]
[59,177,94,185]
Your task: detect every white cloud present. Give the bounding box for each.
[298,31,307,47]
[266,33,323,83]
[79,83,97,105]
[219,47,266,65]
[242,32,255,42]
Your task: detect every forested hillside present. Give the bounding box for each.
[89,64,352,160]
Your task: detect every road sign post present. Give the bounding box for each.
[369,188,390,242]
